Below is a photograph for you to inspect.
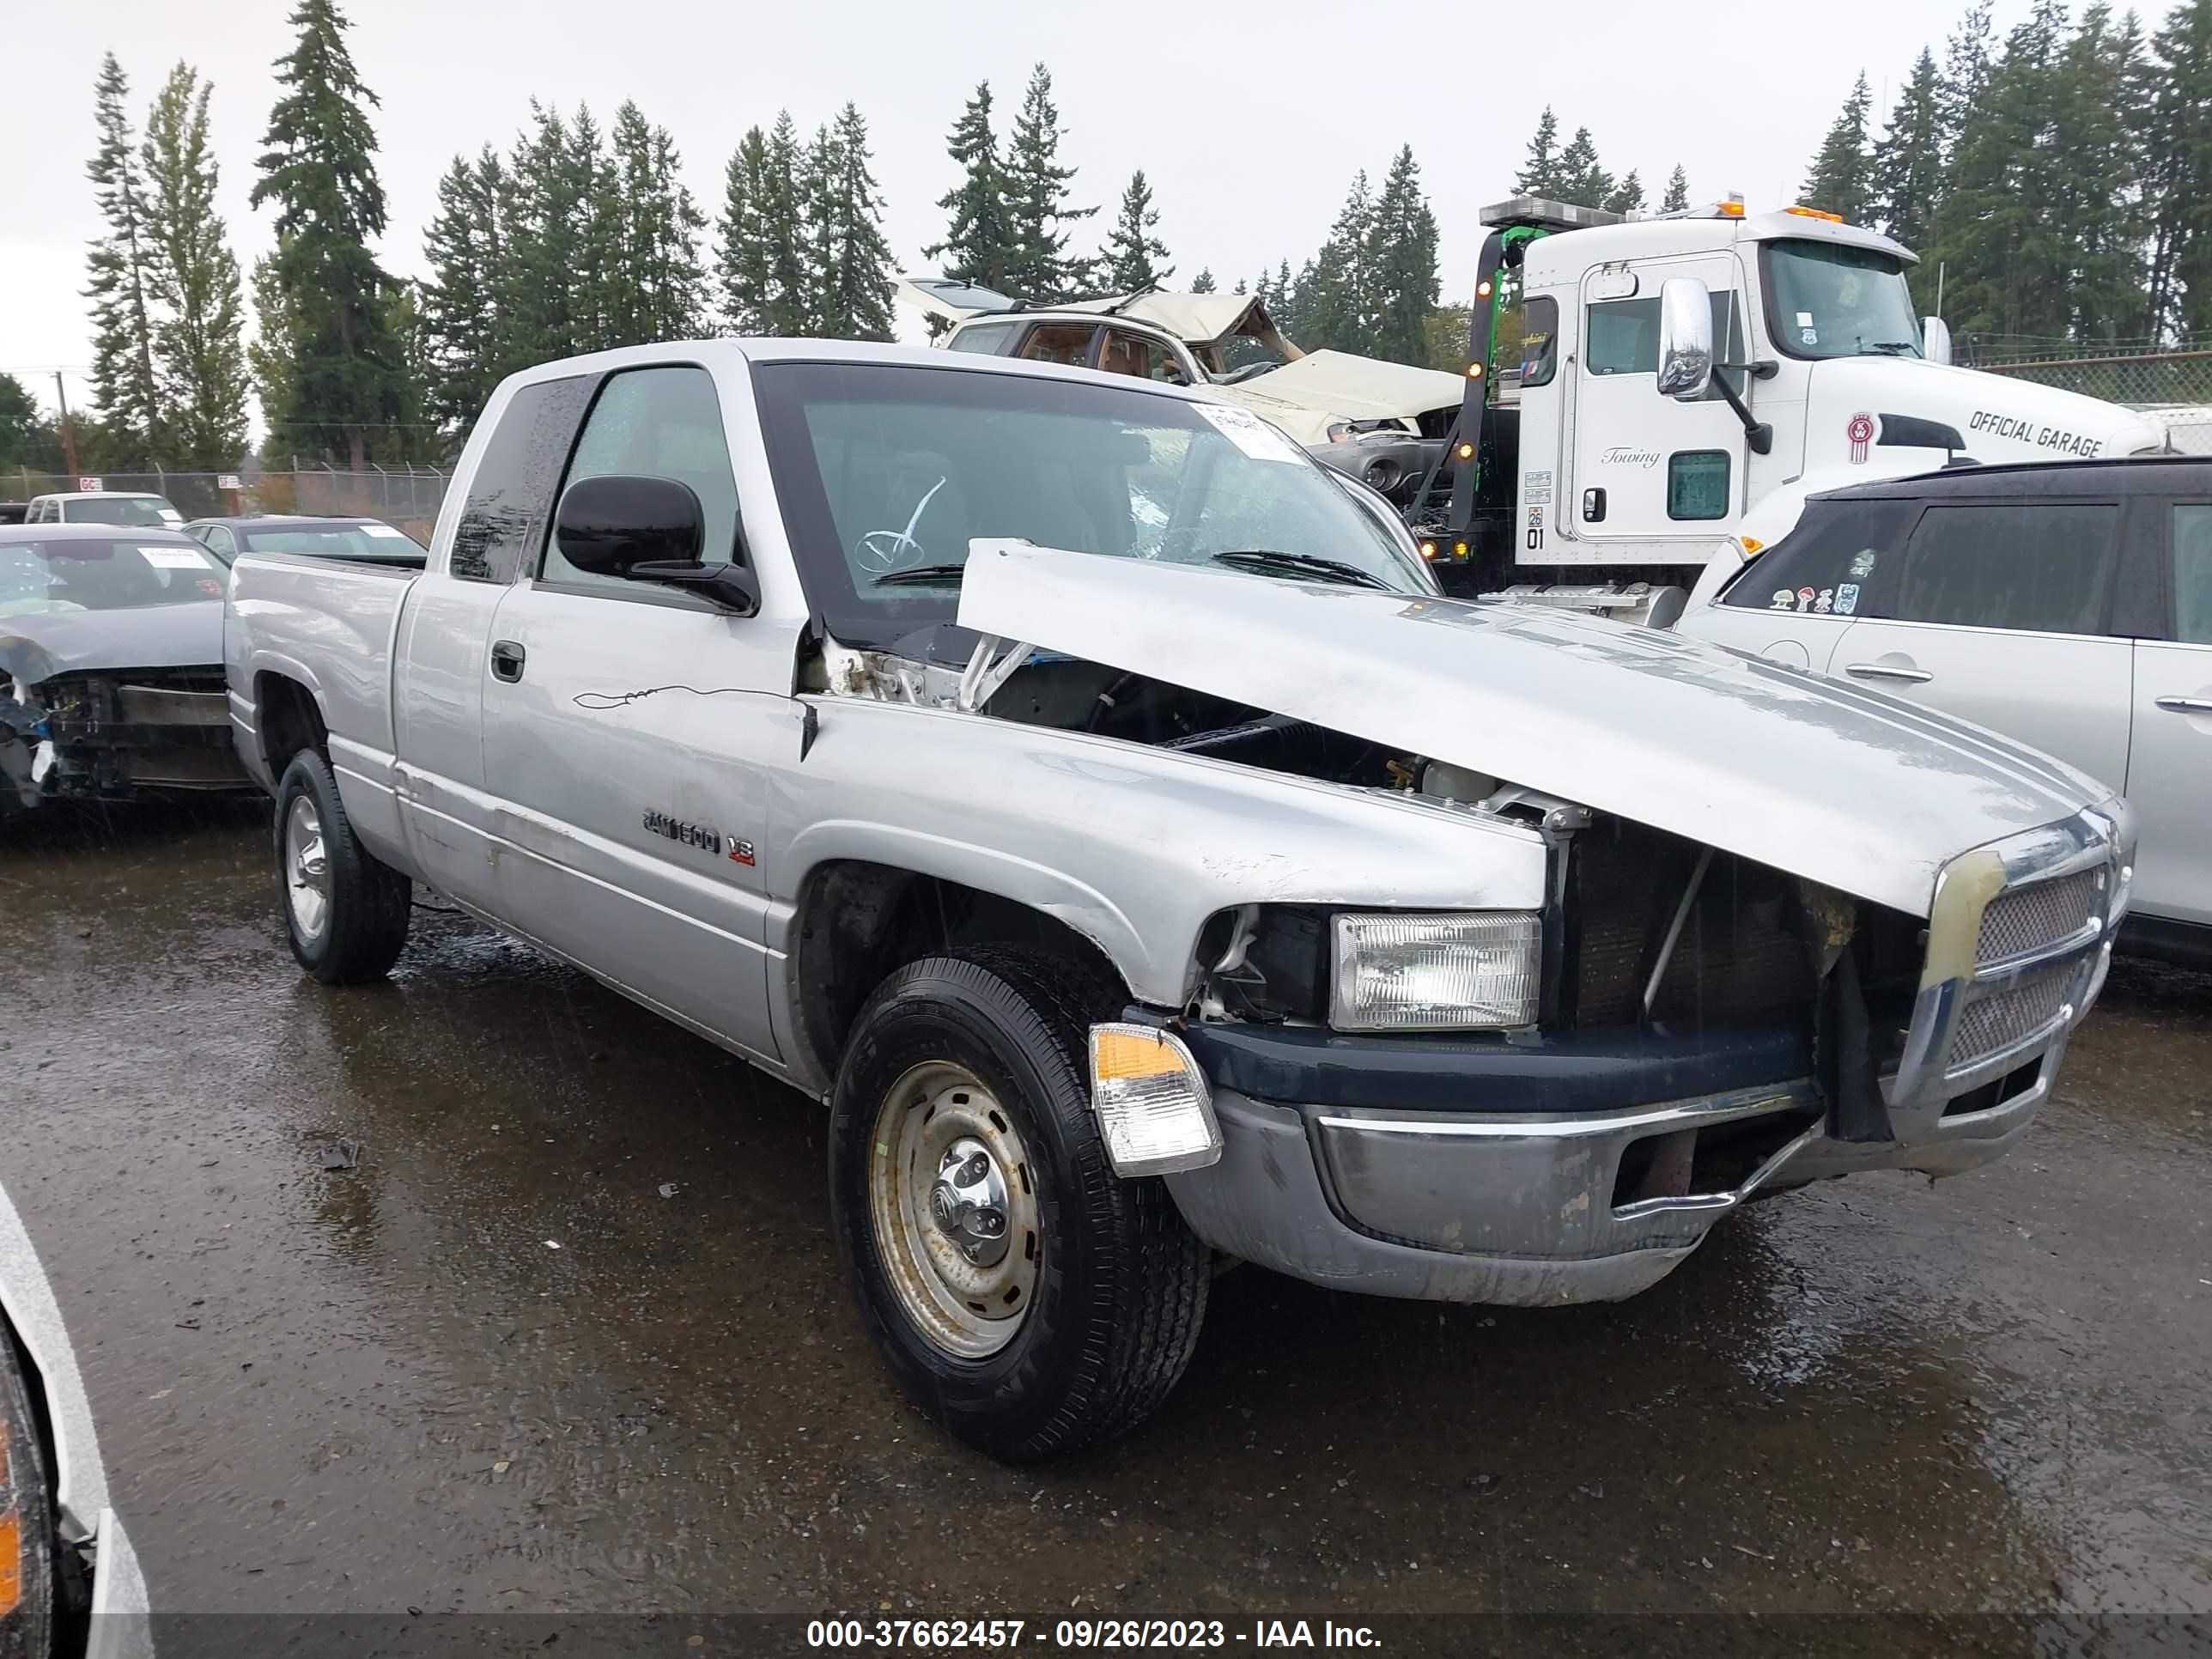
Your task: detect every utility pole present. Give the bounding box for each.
[53,372,80,478]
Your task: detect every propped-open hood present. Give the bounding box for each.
[956,543,2110,918]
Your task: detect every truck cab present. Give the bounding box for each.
[1442,197,2170,602]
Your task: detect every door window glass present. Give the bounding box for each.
[1016,324,1097,366]
[1097,330,1192,385]
[946,320,1019,356]
[1721,499,1915,615]
[450,375,594,583]
[2172,504,2212,644]
[1668,452,1730,520]
[1886,502,2118,635]
[1585,289,1745,398]
[1517,295,1559,387]
[543,365,742,592]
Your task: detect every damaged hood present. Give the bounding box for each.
[0,602,226,687]
[1216,349,1464,441]
[956,543,2111,918]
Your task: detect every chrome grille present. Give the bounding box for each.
[1976,870,2100,965]
[1952,960,2075,1066]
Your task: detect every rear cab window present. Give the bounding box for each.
[1722,498,1915,617]
[448,376,595,582]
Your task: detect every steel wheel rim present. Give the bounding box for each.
[284,793,331,942]
[867,1060,1040,1359]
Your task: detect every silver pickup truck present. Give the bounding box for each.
[226,340,2136,1460]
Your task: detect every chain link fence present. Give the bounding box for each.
[1956,336,2212,452]
[3,465,450,542]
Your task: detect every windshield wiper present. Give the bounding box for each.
[868,563,968,587]
[1858,340,1919,356]
[1210,550,1394,590]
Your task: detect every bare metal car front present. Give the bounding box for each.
[943,542,2135,1304]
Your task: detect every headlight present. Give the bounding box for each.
[1329,912,1541,1031]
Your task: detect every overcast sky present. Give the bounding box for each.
[2,0,2023,428]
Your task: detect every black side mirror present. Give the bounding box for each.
[552,474,758,615]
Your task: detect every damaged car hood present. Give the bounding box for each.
[1218,349,1464,426]
[956,543,2110,918]
[0,602,225,685]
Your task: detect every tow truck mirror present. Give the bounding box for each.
[1922,316,1954,366]
[1656,278,1714,401]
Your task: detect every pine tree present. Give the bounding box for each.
[716,125,777,332]
[1192,269,1217,294]
[141,63,249,469]
[1303,172,1376,352]
[1101,169,1171,292]
[1367,146,1439,364]
[1553,127,1613,210]
[1929,1,2070,338]
[808,103,898,340]
[759,112,811,333]
[499,103,588,364]
[0,374,65,472]
[1802,71,1875,221]
[83,53,162,465]
[1870,48,1946,259]
[2147,0,2212,337]
[568,105,621,353]
[925,82,1013,294]
[1001,64,1096,301]
[2051,4,2147,342]
[1515,107,1561,196]
[249,0,410,469]
[420,148,508,430]
[1941,1,1998,160]
[1603,170,1644,215]
[1661,165,1690,213]
[601,100,708,346]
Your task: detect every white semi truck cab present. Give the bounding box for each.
[1429,195,2171,607]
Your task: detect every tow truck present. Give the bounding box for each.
[1413,195,2172,616]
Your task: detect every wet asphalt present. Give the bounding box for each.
[2,804,2208,1648]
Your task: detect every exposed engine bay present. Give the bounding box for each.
[2,665,249,815]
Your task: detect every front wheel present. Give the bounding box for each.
[274,749,412,984]
[829,947,1210,1461]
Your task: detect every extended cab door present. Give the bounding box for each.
[1567,253,1748,552]
[2126,498,2212,927]
[476,362,787,1066]
[393,374,597,909]
[1826,497,2133,793]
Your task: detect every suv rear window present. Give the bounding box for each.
[1888,501,2118,635]
[1722,498,1914,616]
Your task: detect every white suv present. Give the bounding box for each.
[1678,456,2210,966]
[24,490,184,528]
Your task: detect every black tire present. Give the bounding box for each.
[0,1334,54,1659]
[274,749,411,985]
[829,946,1210,1461]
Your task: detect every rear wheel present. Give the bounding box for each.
[829,947,1210,1461]
[275,749,411,984]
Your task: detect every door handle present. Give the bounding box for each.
[2154,695,2212,714]
[489,640,526,683]
[1844,662,1933,684]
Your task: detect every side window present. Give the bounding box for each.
[1519,295,1559,387]
[450,375,594,583]
[1017,324,1097,367]
[1722,500,1915,615]
[1585,290,1745,397]
[1881,502,2120,635]
[1668,452,1730,520]
[946,320,1019,356]
[542,365,742,592]
[1098,330,1191,385]
[2170,503,2212,644]
[204,526,236,558]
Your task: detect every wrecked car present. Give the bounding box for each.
[225,342,2136,1461]
[1,526,251,817]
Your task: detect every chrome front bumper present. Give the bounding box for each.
[1164,806,2135,1308]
